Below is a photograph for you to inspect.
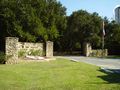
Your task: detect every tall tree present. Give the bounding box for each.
[0,0,67,42]
[63,10,102,51]
[105,20,120,55]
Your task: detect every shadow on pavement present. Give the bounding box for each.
[98,68,120,83]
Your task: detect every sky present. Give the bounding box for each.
[57,0,120,20]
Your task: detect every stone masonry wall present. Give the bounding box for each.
[83,42,108,57]
[46,41,53,57]
[6,37,18,64]
[18,42,44,57]
[83,42,92,57]
[5,37,53,64]
[91,49,108,57]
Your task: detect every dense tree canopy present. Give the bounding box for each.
[0,1,120,55]
[104,18,120,55]
[0,0,67,42]
[60,10,103,51]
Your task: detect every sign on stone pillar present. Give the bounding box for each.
[6,37,18,64]
[46,41,53,57]
[83,42,92,57]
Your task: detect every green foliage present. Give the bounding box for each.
[18,49,44,57]
[60,10,102,51]
[0,0,120,54]
[75,42,81,49]
[105,19,120,54]
[28,49,43,56]
[18,50,26,58]
[49,25,59,40]
[0,52,5,64]
[0,0,66,42]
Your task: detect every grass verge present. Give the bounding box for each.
[0,58,120,90]
[105,55,120,59]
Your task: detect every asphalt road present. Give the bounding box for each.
[60,56,120,69]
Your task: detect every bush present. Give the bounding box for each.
[28,49,43,56]
[18,49,45,57]
[18,50,26,58]
[0,52,6,64]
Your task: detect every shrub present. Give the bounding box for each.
[18,50,26,58]
[0,52,6,64]
[28,49,43,56]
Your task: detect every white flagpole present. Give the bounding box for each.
[102,21,105,57]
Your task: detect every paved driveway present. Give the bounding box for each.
[60,56,120,69]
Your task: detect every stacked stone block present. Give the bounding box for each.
[83,42,108,57]
[91,49,108,57]
[46,41,53,57]
[18,42,43,57]
[4,37,54,64]
[83,42,92,57]
[5,37,18,64]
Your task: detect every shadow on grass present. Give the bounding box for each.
[98,69,120,83]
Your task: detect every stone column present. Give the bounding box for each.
[46,41,53,57]
[103,49,108,56]
[83,42,92,57]
[5,37,18,64]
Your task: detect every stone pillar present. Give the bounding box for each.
[46,41,53,57]
[5,37,18,64]
[103,49,108,56]
[83,42,92,57]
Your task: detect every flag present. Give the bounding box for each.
[102,21,105,36]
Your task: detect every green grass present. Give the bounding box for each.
[0,58,120,90]
[105,55,120,59]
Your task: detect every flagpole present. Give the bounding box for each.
[102,32,104,57]
[102,21,105,57]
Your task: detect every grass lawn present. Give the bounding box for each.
[105,55,120,59]
[0,58,120,90]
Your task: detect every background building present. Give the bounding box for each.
[115,5,120,24]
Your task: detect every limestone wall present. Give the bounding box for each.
[4,37,53,64]
[18,42,44,57]
[46,41,53,57]
[5,37,18,64]
[83,42,108,57]
[91,49,108,57]
[83,42,92,57]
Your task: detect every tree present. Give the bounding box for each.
[63,10,102,52]
[105,20,120,55]
[0,0,67,42]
